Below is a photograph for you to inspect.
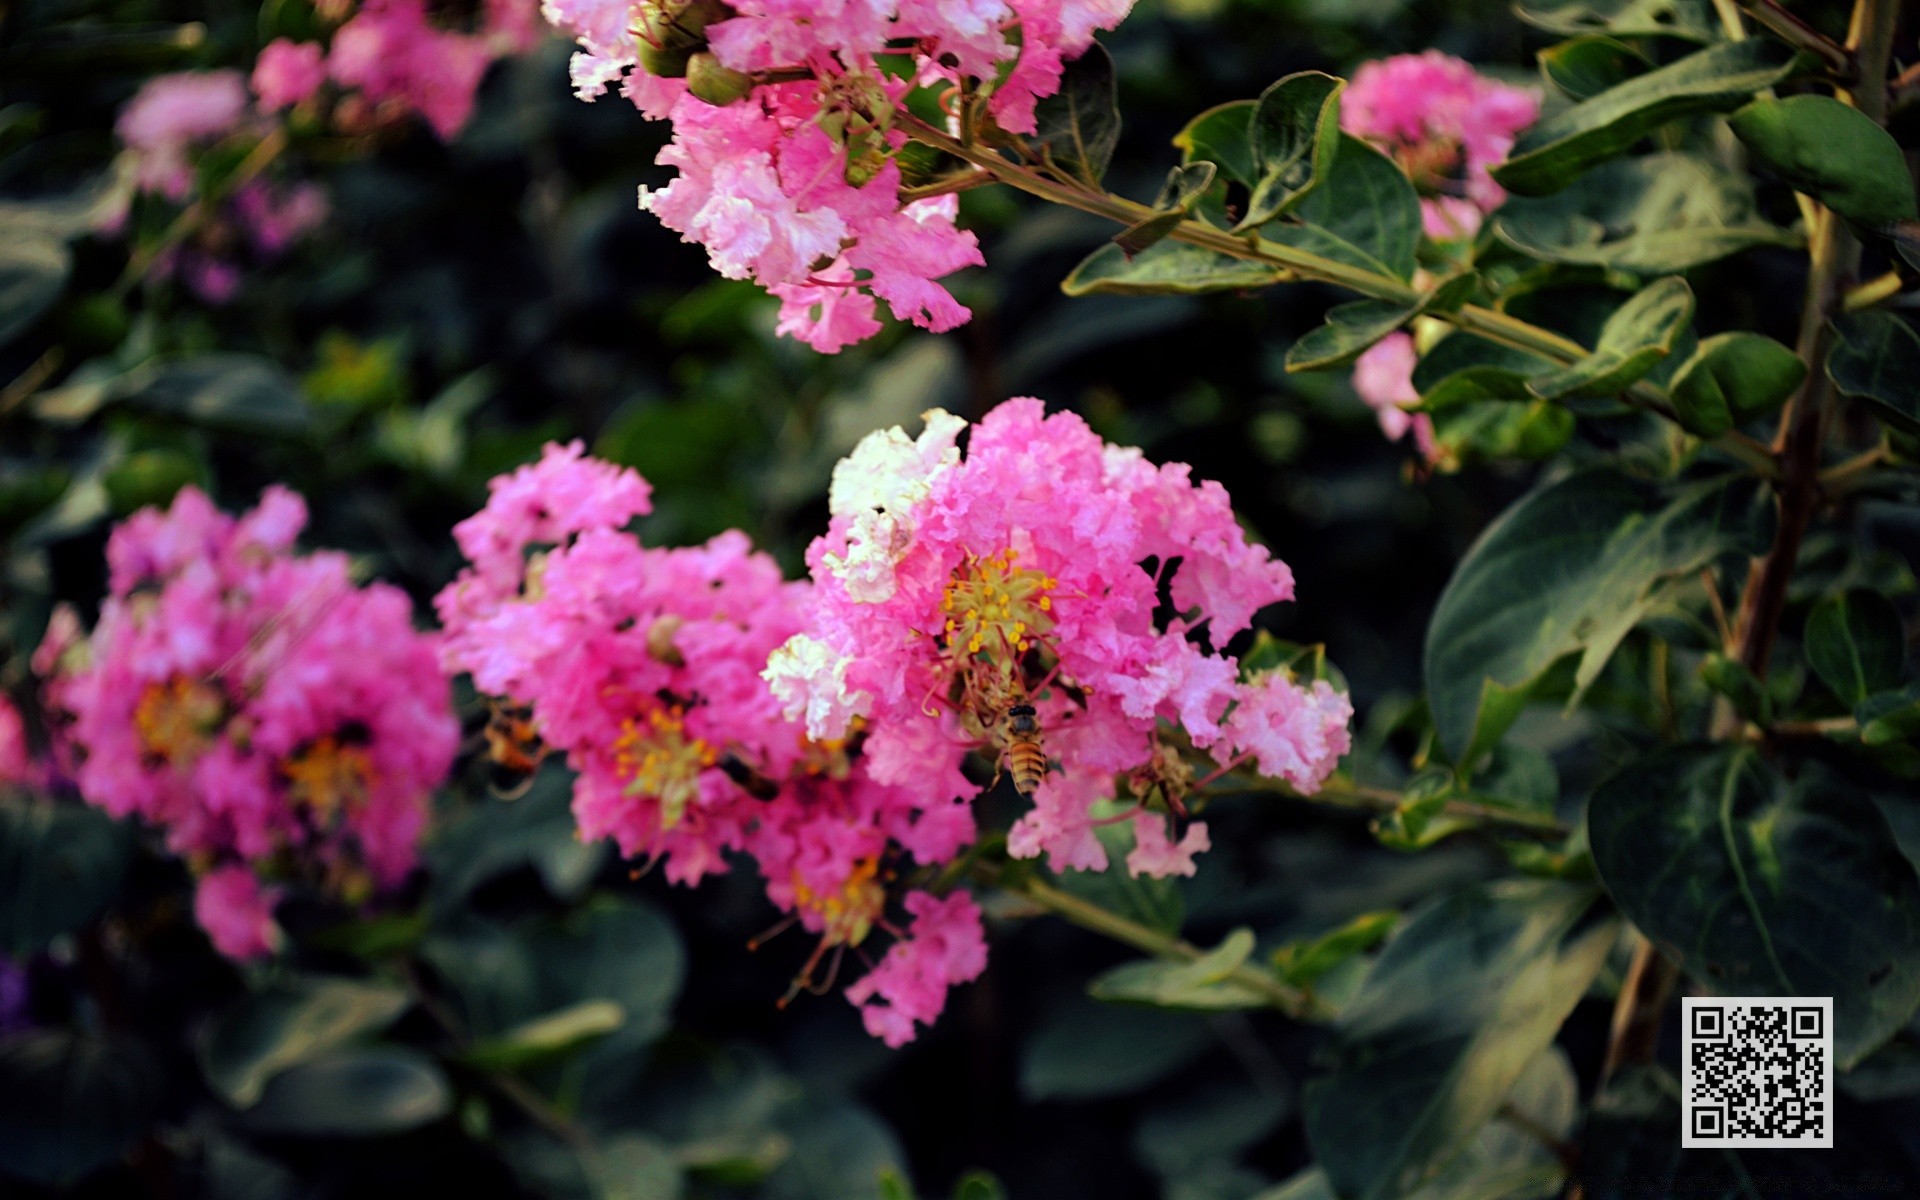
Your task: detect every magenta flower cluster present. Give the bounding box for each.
[40,488,458,959]
[541,0,1137,351]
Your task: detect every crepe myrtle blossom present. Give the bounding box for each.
[765,399,1354,883]
[42,487,457,960]
[1350,332,1439,463]
[540,0,1139,351]
[436,442,984,1044]
[1341,51,1538,240]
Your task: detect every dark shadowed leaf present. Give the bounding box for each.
[0,1031,161,1187]
[1804,589,1905,706]
[1668,332,1805,437]
[0,799,134,957]
[1539,36,1651,101]
[241,1047,452,1136]
[0,231,68,348]
[1492,40,1801,196]
[1827,310,1920,437]
[1174,100,1256,186]
[1021,997,1212,1100]
[1286,299,1417,372]
[1588,746,1920,1066]
[1424,470,1768,763]
[1730,95,1918,229]
[1030,43,1120,185]
[428,764,607,907]
[1527,276,1693,399]
[1494,152,1798,272]
[199,975,412,1107]
[132,354,312,435]
[1301,880,1614,1200]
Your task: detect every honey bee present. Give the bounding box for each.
[717,749,782,800]
[1002,702,1048,797]
[483,701,547,797]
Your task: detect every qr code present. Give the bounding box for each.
[1682,997,1833,1148]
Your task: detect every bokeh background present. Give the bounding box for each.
[8,0,1916,1195]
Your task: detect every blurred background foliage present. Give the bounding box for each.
[6,0,1920,1195]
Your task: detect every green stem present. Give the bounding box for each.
[1226,775,1572,841]
[894,112,1780,478]
[978,865,1326,1019]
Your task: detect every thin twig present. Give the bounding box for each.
[1736,0,1856,78]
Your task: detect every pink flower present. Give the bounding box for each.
[233,181,329,256]
[0,695,29,788]
[48,487,458,958]
[1351,332,1437,461]
[1341,51,1539,239]
[252,39,329,111]
[843,890,987,1046]
[1126,811,1210,878]
[328,0,498,139]
[194,866,284,960]
[116,71,253,201]
[1219,674,1353,793]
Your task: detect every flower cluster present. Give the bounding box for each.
[1340,51,1538,240]
[42,487,458,959]
[541,0,1140,350]
[765,399,1353,881]
[254,0,542,140]
[436,442,986,1044]
[108,71,328,303]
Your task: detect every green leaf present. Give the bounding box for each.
[1492,40,1802,197]
[1285,299,1417,372]
[1729,95,1918,229]
[1527,276,1693,400]
[951,1171,1009,1200]
[1241,72,1344,228]
[428,766,608,908]
[1805,589,1905,706]
[199,975,412,1107]
[1020,998,1211,1100]
[1540,36,1651,102]
[1494,152,1800,272]
[0,799,134,957]
[1668,332,1805,437]
[461,999,626,1073]
[1052,821,1184,935]
[103,447,203,516]
[132,354,313,436]
[1859,684,1920,746]
[1062,239,1285,297]
[593,1134,686,1200]
[1516,0,1715,40]
[1424,470,1768,763]
[1588,745,1920,1066]
[1173,100,1256,186]
[1134,1079,1290,1181]
[1272,910,1398,986]
[0,1031,161,1187]
[1029,42,1119,185]
[1434,399,1575,464]
[1112,163,1218,257]
[1088,928,1272,1010]
[0,230,68,348]
[1267,134,1421,282]
[241,1047,453,1137]
[1301,880,1616,1200]
[1699,651,1773,726]
[1828,310,1920,437]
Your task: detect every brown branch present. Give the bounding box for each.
[1737,0,1856,78]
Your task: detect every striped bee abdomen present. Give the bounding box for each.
[1003,702,1047,796]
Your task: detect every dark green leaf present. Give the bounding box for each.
[1286,299,1416,372]
[1859,684,1920,746]
[1088,928,1270,1010]
[0,799,133,957]
[132,354,312,436]
[1029,42,1119,185]
[1173,101,1256,186]
[241,1047,453,1137]
[1699,651,1773,725]
[1668,332,1805,437]
[427,765,607,908]
[1112,163,1218,256]
[1516,0,1714,40]
[1051,822,1184,935]
[1527,276,1693,399]
[1540,36,1651,101]
[1805,589,1905,706]
[103,448,203,516]
[1433,399,1576,463]
[1424,470,1768,762]
[950,1171,1008,1200]
[0,1031,161,1187]
[460,999,626,1073]
[1134,1079,1290,1180]
[1730,95,1918,228]
[1494,152,1799,272]
[1492,40,1802,197]
[1588,745,1920,1066]
[1272,910,1398,986]
[1302,880,1615,1200]
[1062,239,1285,297]
[200,975,412,1107]
[1267,134,1422,281]
[1242,72,1344,227]
[1828,310,1920,437]
[1020,998,1211,1100]
[0,231,68,347]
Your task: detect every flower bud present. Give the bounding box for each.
[686,52,753,106]
[637,38,694,77]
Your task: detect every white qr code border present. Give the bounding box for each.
[1682,996,1833,1149]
